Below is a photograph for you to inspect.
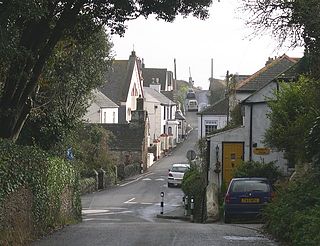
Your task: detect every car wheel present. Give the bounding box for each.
[224,211,231,224]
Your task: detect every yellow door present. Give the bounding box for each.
[223,142,244,185]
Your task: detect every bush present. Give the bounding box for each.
[263,170,320,245]
[234,160,282,184]
[0,139,81,245]
[181,167,206,222]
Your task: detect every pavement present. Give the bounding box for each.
[156,204,190,221]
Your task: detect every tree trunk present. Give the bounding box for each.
[0,2,84,141]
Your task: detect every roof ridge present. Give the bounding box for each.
[236,54,298,90]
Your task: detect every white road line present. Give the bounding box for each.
[155,178,165,181]
[83,218,121,221]
[142,178,152,181]
[124,198,137,204]
[140,202,153,205]
[120,172,154,187]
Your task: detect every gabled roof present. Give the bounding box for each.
[100,51,138,105]
[197,97,228,116]
[91,90,118,108]
[144,87,175,105]
[236,54,299,92]
[175,110,185,120]
[142,68,167,90]
[161,90,177,103]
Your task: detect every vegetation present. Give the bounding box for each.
[181,165,206,223]
[233,160,282,184]
[263,170,320,246]
[0,139,81,245]
[242,0,320,79]
[0,0,212,140]
[264,76,320,166]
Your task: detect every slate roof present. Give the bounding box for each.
[236,54,299,92]
[144,87,175,106]
[101,123,145,151]
[100,52,138,105]
[91,90,118,108]
[142,68,167,90]
[175,110,186,120]
[197,97,228,116]
[161,90,177,103]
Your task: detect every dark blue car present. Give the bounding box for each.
[223,177,274,223]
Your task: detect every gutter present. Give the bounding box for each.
[249,104,253,161]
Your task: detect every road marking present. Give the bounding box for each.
[224,236,265,241]
[82,209,109,214]
[83,218,121,221]
[124,198,137,204]
[140,202,153,205]
[142,178,151,181]
[155,178,165,181]
[120,172,154,187]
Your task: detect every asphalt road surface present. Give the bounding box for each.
[33,112,278,246]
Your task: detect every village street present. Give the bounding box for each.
[32,111,277,246]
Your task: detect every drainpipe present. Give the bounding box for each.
[249,104,253,161]
[200,114,203,139]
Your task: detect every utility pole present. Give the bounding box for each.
[226,70,230,125]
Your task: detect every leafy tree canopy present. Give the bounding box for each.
[241,0,320,78]
[264,76,320,166]
[0,0,213,140]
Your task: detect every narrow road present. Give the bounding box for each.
[33,112,277,246]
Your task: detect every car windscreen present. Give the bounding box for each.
[231,180,270,193]
[171,166,188,173]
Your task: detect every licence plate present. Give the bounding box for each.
[241,198,260,203]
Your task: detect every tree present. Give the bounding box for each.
[264,76,320,166]
[0,0,212,141]
[241,0,320,78]
[18,28,112,149]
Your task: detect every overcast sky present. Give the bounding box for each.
[110,0,304,90]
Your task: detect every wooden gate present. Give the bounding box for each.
[222,142,244,185]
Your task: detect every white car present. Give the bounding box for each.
[167,163,190,187]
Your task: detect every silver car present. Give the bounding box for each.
[168,163,190,187]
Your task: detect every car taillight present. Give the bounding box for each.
[225,193,231,204]
[168,173,173,177]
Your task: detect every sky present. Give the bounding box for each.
[110,0,304,90]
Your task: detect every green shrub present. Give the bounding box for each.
[181,167,206,222]
[0,139,81,245]
[234,160,282,184]
[263,170,320,245]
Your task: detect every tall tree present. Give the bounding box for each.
[241,0,320,78]
[18,28,112,149]
[0,0,212,141]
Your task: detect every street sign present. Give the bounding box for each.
[186,150,196,160]
[253,147,270,155]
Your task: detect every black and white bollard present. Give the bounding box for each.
[190,196,194,222]
[184,195,189,216]
[160,191,164,214]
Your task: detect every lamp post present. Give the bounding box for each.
[160,192,164,214]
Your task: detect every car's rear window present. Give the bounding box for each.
[231,180,270,192]
[171,166,188,173]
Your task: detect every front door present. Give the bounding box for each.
[222,142,244,185]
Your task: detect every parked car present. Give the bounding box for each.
[223,177,274,223]
[167,163,190,187]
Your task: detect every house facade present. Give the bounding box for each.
[197,97,228,139]
[84,90,119,124]
[100,51,144,123]
[207,54,300,189]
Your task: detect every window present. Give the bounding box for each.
[205,124,217,135]
[163,107,166,120]
[113,112,116,123]
[205,120,218,135]
[163,125,166,134]
[168,127,172,135]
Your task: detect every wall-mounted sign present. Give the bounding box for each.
[253,147,271,155]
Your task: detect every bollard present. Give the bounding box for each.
[184,195,189,216]
[190,196,194,222]
[160,192,164,214]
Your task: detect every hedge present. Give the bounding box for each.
[0,139,81,245]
